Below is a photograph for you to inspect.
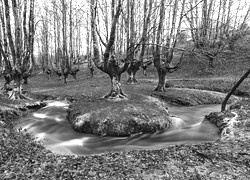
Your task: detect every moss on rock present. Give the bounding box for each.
[68,94,173,136]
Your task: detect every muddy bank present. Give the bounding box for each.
[0,94,47,128]
[152,87,238,106]
[166,78,250,97]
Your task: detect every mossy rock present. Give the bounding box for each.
[152,88,238,106]
[68,94,173,136]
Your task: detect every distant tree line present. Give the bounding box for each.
[0,0,249,100]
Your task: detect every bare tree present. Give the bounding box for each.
[23,0,35,84]
[0,0,35,99]
[86,7,94,78]
[126,0,153,83]
[60,0,70,84]
[185,0,250,69]
[91,0,129,99]
[68,0,80,81]
[153,0,185,92]
[126,0,138,83]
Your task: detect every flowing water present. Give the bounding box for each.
[17,101,221,155]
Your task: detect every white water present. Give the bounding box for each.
[17,101,220,155]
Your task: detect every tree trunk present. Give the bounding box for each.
[126,0,137,84]
[23,72,31,84]
[69,67,79,81]
[0,42,12,90]
[221,68,250,112]
[8,70,26,100]
[61,0,69,84]
[23,77,28,84]
[1,0,34,99]
[2,71,12,90]
[127,60,141,83]
[5,0,23,99]
[207,55,215,69]
[154,68,167,92]
[153,0,166,91]
[141,60,152,76]
[89,67,94,78]
[88,58,94,78]
[62,68,69,84]
[105,75,126,99]
[142,69,147,76]
[91,0,128,100]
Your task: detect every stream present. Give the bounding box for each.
[17,101,221,155]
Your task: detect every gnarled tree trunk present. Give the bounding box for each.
[105,62,126,99]
[154,66,167,92]
[1,0,35,99]
[127,60,141,83]
[127,0,153,84]
[153,0,185,92]
[141,60,152,76]
[9,69,23,99]
[91,0,128,100]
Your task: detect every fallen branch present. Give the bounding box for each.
[221,68,250,112]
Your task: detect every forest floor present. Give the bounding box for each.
[0,51,250,179]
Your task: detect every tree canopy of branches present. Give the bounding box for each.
[35,0,82,83]
[185,0,250,69]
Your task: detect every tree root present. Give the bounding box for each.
[104,89,127,100]
[220,112,238,139]
[105,94,127,100]
[154,86,166,92]
[8,90,33,100]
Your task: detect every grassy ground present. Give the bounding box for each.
[0,50,250,179]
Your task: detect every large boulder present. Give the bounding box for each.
[68,94,176,136]
[152,88,238,106]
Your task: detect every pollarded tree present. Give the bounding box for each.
[0,0,35,99]
[126,0,153,83]
[21,0,35,85]
[153,0,185,92]
[68,0,80,82]
[91,0,129,99]
[141,59,153,76]
[126,0,137,83]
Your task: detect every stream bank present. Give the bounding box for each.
[16,100,220,155]
[1,88,250,179]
